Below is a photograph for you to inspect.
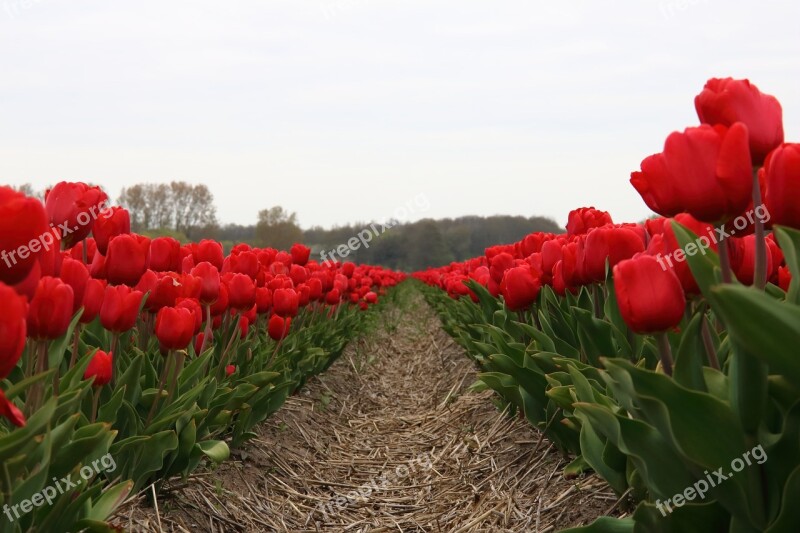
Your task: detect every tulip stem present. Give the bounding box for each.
[90,387,101,423]
[657,332,674,377]
[69,325,82,369]
[752,169,767,290]
[700,312,720,370]
[198,304,213,355]
[146,353,173,425]
[110,332,120,386]
[717,230,733,283]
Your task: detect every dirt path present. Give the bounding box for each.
[118,290,615,532]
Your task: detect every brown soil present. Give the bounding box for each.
[115,291,621,532]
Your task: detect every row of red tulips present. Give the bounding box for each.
[416,77,800,532]
[0,183,404,530]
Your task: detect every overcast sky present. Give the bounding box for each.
[1,1,798,230]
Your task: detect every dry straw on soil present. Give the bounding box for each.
[116,292,622,532]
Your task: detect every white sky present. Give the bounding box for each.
[1,0,798,229]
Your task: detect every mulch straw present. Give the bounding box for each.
[116,293,623,532]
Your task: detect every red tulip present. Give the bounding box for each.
[176,298,203,334]
[0,388,25,427]
[143,273,182,312]
[268,314,291,341]
[256,287,273,314]
[273,288,299,317]
[613,255,685,334]
[60,256,91,314]
[238,315,250,339]
[290,244,311,266]
[729,235,779,286]
[84,350,112,387]
[105,233,150,286]
[194,333,208,354]
[489,253,515,284]
[225,273,256,311]
[80,278,106,324]
[567,207,613,237]
[191,262,221,305]
[324,288,340,305]
[695,77,784,165]
[580,226,646,283]
[92,207,131,255]
[193,240,224,270]
[149,237,182,272]
[100,284,144,333]
[631,124,752,223]
[225,365,236,376]
[762,143,800,230]
[500,265,541,311]
[0,186,51,285]
[364,291,378,304]
[155,306,196,351]
[0,283,27,379]
[44,181,108,248]
[27,276,74,340]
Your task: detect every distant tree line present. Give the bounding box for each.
[117,182,218,240]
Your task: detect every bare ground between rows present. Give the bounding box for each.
[116,291,621,532]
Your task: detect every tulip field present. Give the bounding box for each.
[1,76,800,532]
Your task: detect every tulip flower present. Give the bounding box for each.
[778,266,791,292]
[273,288,299,317]
[225,365,236,376]
[193,240,224,270]
[613,255,685,335]
[84,350,113,387]
[364,291,378,304]
[60,256,91,315]
[100,284,144,333]
[0,283,27,379]
[191,262,221,305]
[268,314,291,341]
[225,273,257,311]
[631,124,752,223]
[155,306,196,351]
[0,388,25,427]
[149,237,182,272]
[0,186,51,285]
[580,226,646,283]
[80,278,106,324]
[105,233,150,286]
[566,207,613,237]
[762,143,800,230]
[500,265,541,311]
[695,77,784,165]
[324,288,340,306]
[176,298,203,334]
[290,244,311,266]
[44,181,108,249]
[92,207,131,255]
[27,276,75,341]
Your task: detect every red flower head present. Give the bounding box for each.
[0,186,51,285]
[273,288,299,317]
[92,207,131,256]
[60,256,90,315]
[191,262,221,305]
[100,284,144,333]
[695,77,784,165]
[225,273,256,311]
[499,265,541,311]
[613,254,686,334]
[567,207,613,237]
[631,124,752,223]
[762,143,800,230]
[579,226,646,284]
[193,240,224,270]
[0,388,25,427]
[45,181,108,249]
[149,237,182,273]
[0,283,27,379]
[268,314,291,341]
[290,244,311,266]
[27,276,74,340]
[155,306,196,351]
[105,233,150,286]
[84,350,112,387]
[80,278,106,324]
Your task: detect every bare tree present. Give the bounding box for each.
[118,181,218,237]
[255,206,303,249]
